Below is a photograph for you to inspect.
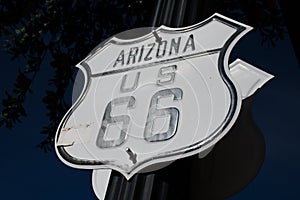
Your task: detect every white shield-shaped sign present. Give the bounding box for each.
[55,13,272,181]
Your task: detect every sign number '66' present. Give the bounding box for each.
[98,64,182,149]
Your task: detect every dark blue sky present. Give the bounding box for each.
[229,28,300,199]
[1,25,300,199]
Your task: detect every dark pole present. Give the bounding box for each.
[151,0,216,28]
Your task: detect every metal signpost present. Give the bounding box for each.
[55,12,272,199]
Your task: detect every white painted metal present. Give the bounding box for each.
[92,169,112,200]
[230,59,274,99]
[54,13,273,199]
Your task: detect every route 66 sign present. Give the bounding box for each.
[55,13,273,198]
